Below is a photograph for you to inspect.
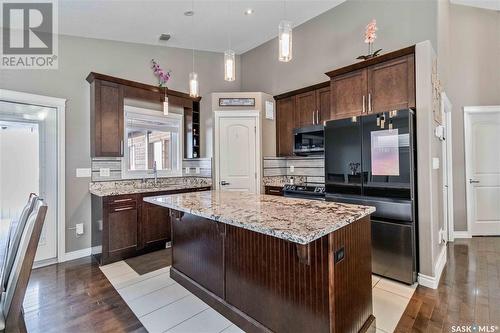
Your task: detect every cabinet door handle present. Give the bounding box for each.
[368,93,372,112]
[316,110,319,124]
[362,95,366,113]
[268,189,281,193]
[469,179,480,184]
[312,110,316,125]
[120,140,124,155]
[113,198,133,203]
[113,206,135,212]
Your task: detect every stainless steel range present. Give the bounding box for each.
[283,184,325,200]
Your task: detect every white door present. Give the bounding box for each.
[465,107,500,236]
[0,101,59,263]
[217,116,258,193]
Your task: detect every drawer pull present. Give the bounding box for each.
[113,198,133,203]
[113,206,135,212]
[269,189,280,193]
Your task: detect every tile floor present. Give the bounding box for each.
[101,260,417,333]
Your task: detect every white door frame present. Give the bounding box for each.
[0,89,66,264]
[464,105,500,236]
[213,110,261,194]
[441,92,454,241]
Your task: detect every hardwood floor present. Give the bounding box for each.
[125,248,171,275]
[22,238,500,332]
[23,256,145,333]
[396,237,500,332]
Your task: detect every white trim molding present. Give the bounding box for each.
[453,231,472,239]
[418,245,447,289]
[0,89,66,264]
[60,247,92,262]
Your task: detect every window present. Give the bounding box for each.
[122,106,183,178]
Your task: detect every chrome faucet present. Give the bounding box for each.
[152,161,158,186]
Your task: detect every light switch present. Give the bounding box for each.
[195,167,200,174]
[290,165,295,173]
[99,168,110,177]
[432,157,440,170]
[76,168,91,178]
[76,223,84,236]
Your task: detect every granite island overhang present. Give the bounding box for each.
[145,191,376,333]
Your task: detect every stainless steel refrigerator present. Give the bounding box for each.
[324,109,417,284]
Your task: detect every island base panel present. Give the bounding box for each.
[170,211,373,333]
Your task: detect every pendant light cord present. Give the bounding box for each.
[227,0,232,50]
[191,0,195,72]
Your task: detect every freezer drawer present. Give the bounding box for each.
[372,219,416,284]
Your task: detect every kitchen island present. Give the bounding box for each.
[145,191,376,333]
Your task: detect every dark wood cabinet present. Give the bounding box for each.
[140,200,170,249]
[316,86,331,124]
[276,97,295,156]
[367,54,415,113]
[171,211,225,298]
[91,186,211,265]
[330,69,368,119]
[294,91,317,127]
[90,79,124,157]
[87,72,201,159]
[264,186,284,196]
[326,46,416,120]
[107,202,138,258]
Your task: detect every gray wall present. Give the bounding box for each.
[240,0,437,95]
[0,34,241,252]
[446,5,500,231]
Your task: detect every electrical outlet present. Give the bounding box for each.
[185,167,190,174]
[100,168,110,177]
[195,167,200,174]
[76,223,84,236]
[290,165,295,173]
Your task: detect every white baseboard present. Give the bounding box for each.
[418,245,447,289]
[453,231,472,239]
[33,257,58,269]
[60,247,92,262]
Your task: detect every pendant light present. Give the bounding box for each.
[163,87,169,115]
[189,0,199,97]
[224,0,236,81]
[278,1,292,62]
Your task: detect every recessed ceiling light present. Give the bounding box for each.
[244,8,254,15]
[184,10,194,16]
[159,33,171,41]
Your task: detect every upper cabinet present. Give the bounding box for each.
[87,72,200,158]
[327,46,415,120]
[316,86,331,124]
[90,79,124,157]
[367,54,415,113]
[330,69,367,119]
[276,97,295,156]
[294,91,317,127]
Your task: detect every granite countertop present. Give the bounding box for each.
[144,190,375,245]
[89,178,212,197]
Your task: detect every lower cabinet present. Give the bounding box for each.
[140,200,171,249]
[91,186,211,265]
[264,186,284,196]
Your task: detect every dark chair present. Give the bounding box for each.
[1,194,38,292]
[0,198,47,333]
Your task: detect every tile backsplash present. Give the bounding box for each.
[263,156,324,186]
[91,157,212,182]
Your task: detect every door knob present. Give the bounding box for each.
[220,181,230,186]
[469,179,480,184]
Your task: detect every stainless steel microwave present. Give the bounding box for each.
[293,124,324,155]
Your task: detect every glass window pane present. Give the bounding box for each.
[124,109,181,176]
